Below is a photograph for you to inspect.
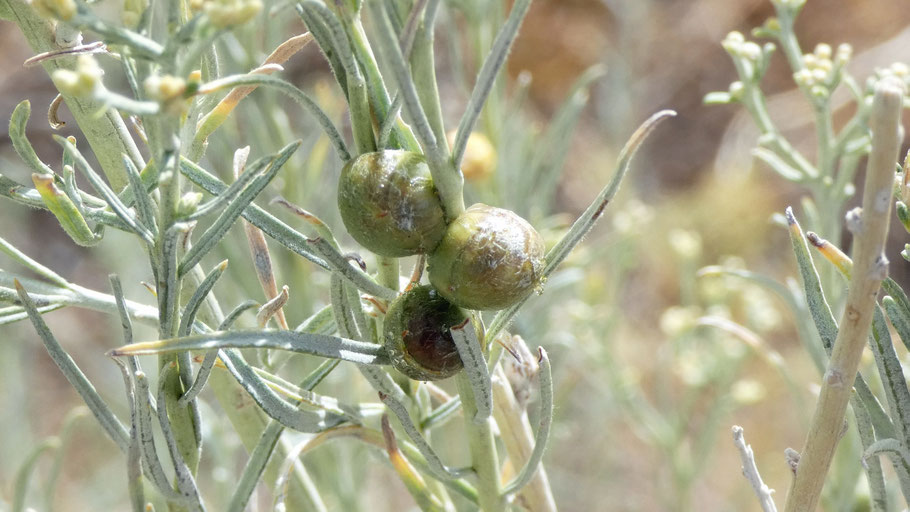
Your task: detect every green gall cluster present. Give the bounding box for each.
[338,151,546,318]
[383,285,467,381]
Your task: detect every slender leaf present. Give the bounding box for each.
[9,100,54,176]
[56,136,154,244]
[111,329,390,366]
[451,320,491,424]
[15,281,129,450]
[198,74,349,161]
[487,110,675,341]
[452,0,532,169]
[179,142,300,276]
[219,349,347,432]
[502,347,553,497]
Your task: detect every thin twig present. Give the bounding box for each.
[732,426,778,512]
[784,78,903,511]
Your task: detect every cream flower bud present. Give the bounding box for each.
[51,55,103,97]
[814,43,832,60]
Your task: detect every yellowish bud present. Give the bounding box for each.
[447,130,496,182]
[32,0,76,21]
[204,0,263,28]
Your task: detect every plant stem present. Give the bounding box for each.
[784,78,903,512]
[411,18,447,149]
[377,256,400,293]
[456,373,505,512]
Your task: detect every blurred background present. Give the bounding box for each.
[3,0,910,510]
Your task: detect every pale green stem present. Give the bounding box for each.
[377,256,400,294]
[411,21,448,150]
[455,373,504,512]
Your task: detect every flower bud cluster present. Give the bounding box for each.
[32,0,76,21]
[722,31,775,87]
[51,55,103,97]
[144,74,189,115]
[793,43,851,99]
[867,62,910,97]
[722,32,763,65]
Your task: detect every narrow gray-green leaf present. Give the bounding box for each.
[864,438,910,468]
[1,174,125,234]
[179,260,228,337]
[370,0,438,151]
[15,281,129,451]
[309,237,398,301]
[875,300,910,447]
[0,235,68,287]
[379,391,463,481]
[294,3,348,98]
[0,303,65,325]
[179,158,396,300]
[178,142,300,277]
[56,136,154,244]
[122,155,158,235]
[112,329,390,366]
[487,110,675,341]
[854,396,888,512]
[452,0,532,170]
[331,274,361,341]
[9,100,54,176]
[787,210,896,439]
[295,303,336,335]
[135,368,192,504]
[219,349,346,432]
[502,347,553,497]
[344,279,370,343]
[451,320,491,424]
[228,420,285,512]
[185,154,268,221]
[12,438,57,512]
[198,74,349,161]
[883,288,910,352]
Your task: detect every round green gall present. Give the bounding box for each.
[383,285,467,381]
[337,150,447,257]
[428,204,545,310]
